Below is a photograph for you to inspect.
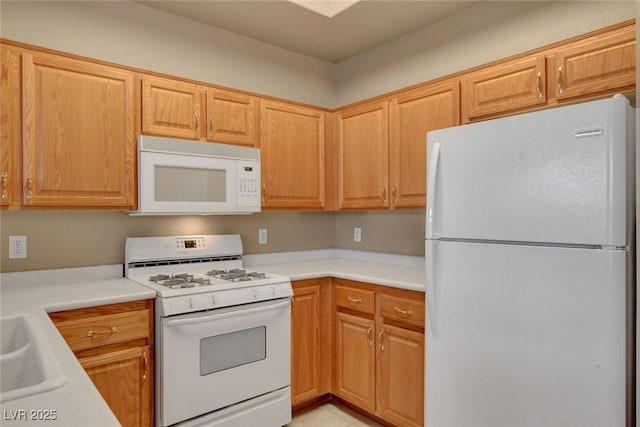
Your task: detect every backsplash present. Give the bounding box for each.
[0,209,425,272]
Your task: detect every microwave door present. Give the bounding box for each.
[139,151,238,213]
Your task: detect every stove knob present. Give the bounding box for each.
[185,297,193,309]
[269,286,276,296]
[251,288,258,299]
[209,295,216,306]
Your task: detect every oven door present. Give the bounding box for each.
[158,298,291,427]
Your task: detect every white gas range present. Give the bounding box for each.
[125,234,292,427]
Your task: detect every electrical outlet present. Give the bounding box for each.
[259,228,268,244]
[354,227,362,242]
[9,235,27,259]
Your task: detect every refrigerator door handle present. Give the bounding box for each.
[425,239,438,336]
[426,142,441,239]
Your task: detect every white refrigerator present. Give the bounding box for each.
[425,95,635,427]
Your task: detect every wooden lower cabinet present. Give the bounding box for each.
[378,323,425,426]
[332,279,425,427]
[291,279,332,407]
[49,300,153,427]
[334,311,376,412]
[80,346,151,427]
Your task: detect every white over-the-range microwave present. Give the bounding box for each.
[129,135,261,215]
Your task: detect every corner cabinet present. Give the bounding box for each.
[21,51,136,208]
[390,81,460,208]
[260,101,327,209]
[49,300,154,427]
[337,100,389,209]
[333,280,425,427]
[291,279,332,407]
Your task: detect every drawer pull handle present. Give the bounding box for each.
[142,351,148,380]
[366,326,372,347]
[86,326,117,337]
[347,296,362,304]
[379,328,385,351]
[394,307,413,317]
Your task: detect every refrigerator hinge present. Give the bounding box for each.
[600,245,626,251]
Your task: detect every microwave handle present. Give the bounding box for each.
[165,298,290,327]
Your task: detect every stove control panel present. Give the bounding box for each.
[176,237,205,250]
[157,281,293,317]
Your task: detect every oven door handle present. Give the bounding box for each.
[164,299,290,327]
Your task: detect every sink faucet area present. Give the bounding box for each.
[0,314,65,402]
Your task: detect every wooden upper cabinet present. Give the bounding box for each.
[1,46,21,208]
[552,24,636,101]
[390,81,460,208]
[22,52,135,208]
[141,76,201,139]
[206,88,259,147]
[260,100,326,209]
[338,100,389,210]
[462,55,546,121]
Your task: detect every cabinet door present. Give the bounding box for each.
[260,101,325,209]
[80,346,152,427]
[338,100,389,209]
[552,24,636,101]
[462,55,546,121]
[377,324,424,427]
[390,81,460,208]
[291,284,321,405]
[335,311,376,412]
[206,88,258,147]
[22,52,135,208]
[142,76,201,139]
[1,46,21,208]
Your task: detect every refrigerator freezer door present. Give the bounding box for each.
[425,240,627,427]
[426,96,633,246]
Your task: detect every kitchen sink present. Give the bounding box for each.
[0,314,65,402]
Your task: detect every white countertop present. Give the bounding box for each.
[0,265,155,426]
[0,249,423,425]
[244,249,425,292]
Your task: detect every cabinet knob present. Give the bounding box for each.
[209,114,214,137]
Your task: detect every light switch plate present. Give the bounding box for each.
[354,227,361,242]
[259,228,268,244]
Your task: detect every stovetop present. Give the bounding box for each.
[125,234,292,316]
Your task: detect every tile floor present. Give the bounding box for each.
[289,402,382,427]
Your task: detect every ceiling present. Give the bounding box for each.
[138,1,477,63]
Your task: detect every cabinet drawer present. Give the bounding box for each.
[53,309,150,352]
[335,286,375,314]
[379,294,425,328]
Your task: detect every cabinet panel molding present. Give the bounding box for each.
[22,52,135,208]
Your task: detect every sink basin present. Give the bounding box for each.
[0,314,65,402]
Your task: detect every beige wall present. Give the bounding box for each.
[0,1,335,107]
[0,210,336,272]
